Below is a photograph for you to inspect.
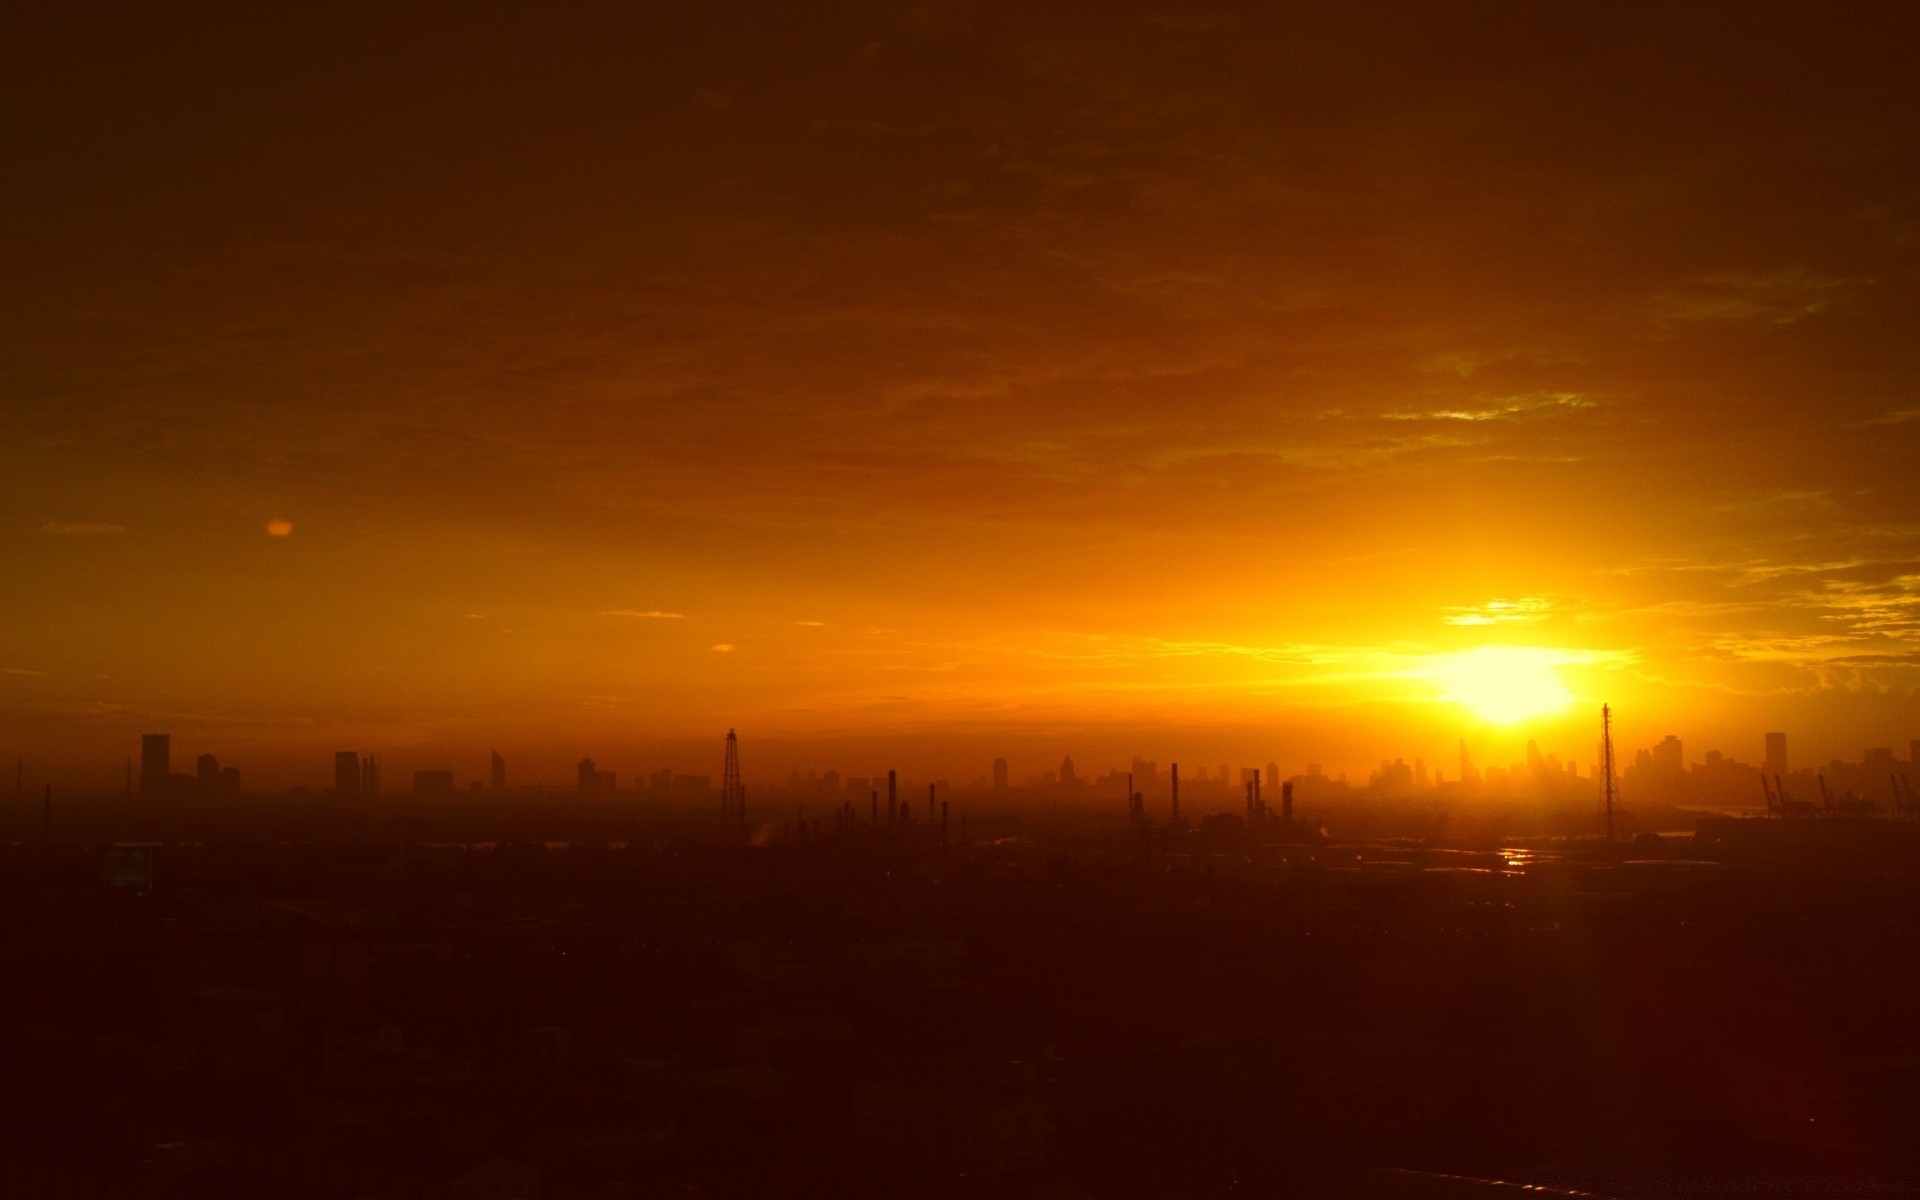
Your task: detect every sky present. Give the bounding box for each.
[4,1,1919,788]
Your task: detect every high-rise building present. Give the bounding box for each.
[1059,756,1077,786]
[1765,732,1788,776]
[992,757,1009,791]
[334,751,361,796]
[578,758,599,798]
[1652,735,1684,775]
[140,734,170,795]
[490,751,506,791]
[1131,758,1159,790]
[360,753,381,796]
[197,753,220,786]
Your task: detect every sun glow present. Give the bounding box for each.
[1426,646,1575,724]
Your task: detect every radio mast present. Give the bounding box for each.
[1601,704,1618,844]
[721,729,745,843]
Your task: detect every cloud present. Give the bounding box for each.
[601,610,686,619]
[1652,270,1865,326]
[1443,597,1554,626]
[1859,408,1920,428]
[1381,393,1594,423]
[40,521,126,535]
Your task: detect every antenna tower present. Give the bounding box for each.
[721,729,745,842]
[1600,703,1618,843]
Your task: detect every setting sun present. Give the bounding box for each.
[1427,646,1575,725]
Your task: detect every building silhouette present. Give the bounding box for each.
[360,753,381,797]
[569,759,617,799]
[1131,757,1158,790]
[1653,735,1684,776]
[490,751,506,791]
[140,733,170,795]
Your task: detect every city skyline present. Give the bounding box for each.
[26,721,1919,806]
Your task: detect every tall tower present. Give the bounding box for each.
[140,734,170,795]
[490,751,506,791]
[1764,732,1788,777]
[721,729,745,841]
[1600,704,1619,844]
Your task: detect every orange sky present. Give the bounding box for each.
[3,3,1918,787]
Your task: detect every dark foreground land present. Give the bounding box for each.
[6,796,1920,1199]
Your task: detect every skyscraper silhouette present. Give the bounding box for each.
[490,750,506,791]
[139,734,170,795]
